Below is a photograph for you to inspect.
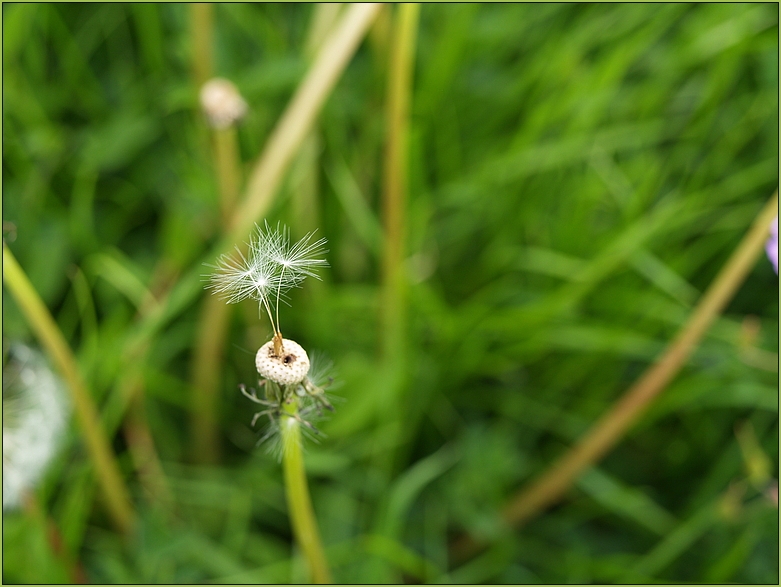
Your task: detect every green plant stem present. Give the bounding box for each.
[281,403,332,584]
[191,125,238,464]
[190,295,230,464]
[305,3,344,59]
[453,190,779,561]
[190,3,213,88]
[188,0,235,464]
[381,3,419,361]
[214,126,242,225]
[124,388,175,510]
[3,243,136,536]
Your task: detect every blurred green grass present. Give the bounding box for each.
[2,3,778,584]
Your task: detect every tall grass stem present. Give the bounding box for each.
[381,3,420,360]
[454,190,779,560]
[290,3,344,239]
[190,3,213,87]
[214,126,242,225]
[3,243,136,536]
[505,192,780,518]
[189,0,233,464]
[191,297,230,463]
[305,3,344,59]
[230,2,382,244]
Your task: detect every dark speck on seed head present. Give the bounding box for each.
[284,354,295,364]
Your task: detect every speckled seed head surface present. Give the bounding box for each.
[255,338,310,385]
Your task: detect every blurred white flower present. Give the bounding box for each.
[199,78,248,129]
[206,222,327,333]
[3,344,70,510]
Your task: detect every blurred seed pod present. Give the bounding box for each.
[3,344,70,510]
[199,78,248,129]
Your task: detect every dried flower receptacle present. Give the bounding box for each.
[256,338,310,386]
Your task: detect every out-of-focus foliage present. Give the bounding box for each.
[2,3,778,583]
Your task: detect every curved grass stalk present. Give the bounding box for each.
[121,6,383,381]
[453,190,779,561]
[3,243,136,536]
[281,404,332,584]
[188,0,236,464]
[230,2,382,244]
[291,3,345,237]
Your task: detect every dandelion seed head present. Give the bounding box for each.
[213,224,333,447]
[255,338,310,385]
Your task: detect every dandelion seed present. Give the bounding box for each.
[207,224,326,311]
[267,223,329,281]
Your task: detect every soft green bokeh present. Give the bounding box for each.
[3,4,778,583]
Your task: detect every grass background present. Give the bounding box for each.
[2,3,778,583]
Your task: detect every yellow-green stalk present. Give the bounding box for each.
[190,3,213,88]
[230,3,382,244]
[381,3,420,361]
[281,403,332,584]
[453,191,780,562]
[3,243,136,535]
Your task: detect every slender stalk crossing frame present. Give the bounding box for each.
[453,191,779,561]
[3,243,136,535]
[190,3,213,88]
[229,2,382,245]
[381,3,420,360]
